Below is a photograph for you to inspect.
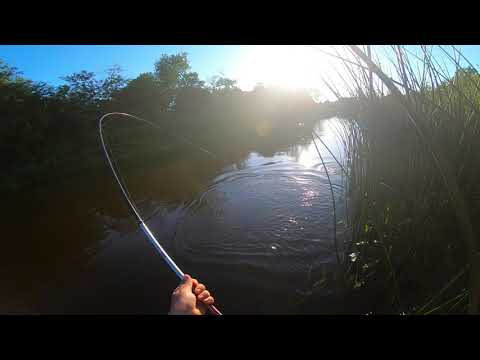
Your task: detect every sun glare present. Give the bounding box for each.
[232,45,336,95]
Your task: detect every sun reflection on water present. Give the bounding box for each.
[293,118,346,169]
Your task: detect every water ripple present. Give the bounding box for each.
[173,160,345,273]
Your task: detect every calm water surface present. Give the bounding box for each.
[2,118,350,314]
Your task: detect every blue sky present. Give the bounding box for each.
[0,45,245,86]
[0,45,350,98]
[1,45,480,100]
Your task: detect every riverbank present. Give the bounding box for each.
[335,46,480,314]
[2,107,343,193]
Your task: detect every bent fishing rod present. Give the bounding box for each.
[99,112,222,315]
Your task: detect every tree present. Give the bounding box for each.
[61,70,100,105]
[60,66,128,107]
[154,52,203,90]
[175,86,211,113]
[113,72,170,116]
[100,65,128,100]
[0,60,19,83]
[208,75,239,93]
[179,71,205,88]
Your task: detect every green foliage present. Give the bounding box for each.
[60,66,128,105]
[208,75,239,93]
[101,65,129,100]
[333,45,480,314]
[0,52,335,192]
[0,59,19,83]
[154,52,203,89]
[61,70,100,105]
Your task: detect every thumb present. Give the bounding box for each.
[179,274,193,291]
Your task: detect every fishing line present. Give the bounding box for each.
[99,111,347,314]
[99,112,222,315]
[311,130,348,177]
[311,133,341,265]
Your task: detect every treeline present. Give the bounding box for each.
[0,52,352,191]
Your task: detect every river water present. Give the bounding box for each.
[1,117,350,314]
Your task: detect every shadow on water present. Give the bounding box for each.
[1,118,351,314]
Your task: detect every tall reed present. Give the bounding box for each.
[323,45,480,314]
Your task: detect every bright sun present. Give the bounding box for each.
[232,45,335,94]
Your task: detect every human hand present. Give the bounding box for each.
[168,274,215,315]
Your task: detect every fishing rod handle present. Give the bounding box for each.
[208,304,222,316]
[140,222,222,315]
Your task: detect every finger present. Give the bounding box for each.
[192,278,199,290]
[194,283,206,295]
[197,290,210,301]
[203,296,215,305]
[196,301,208,315]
